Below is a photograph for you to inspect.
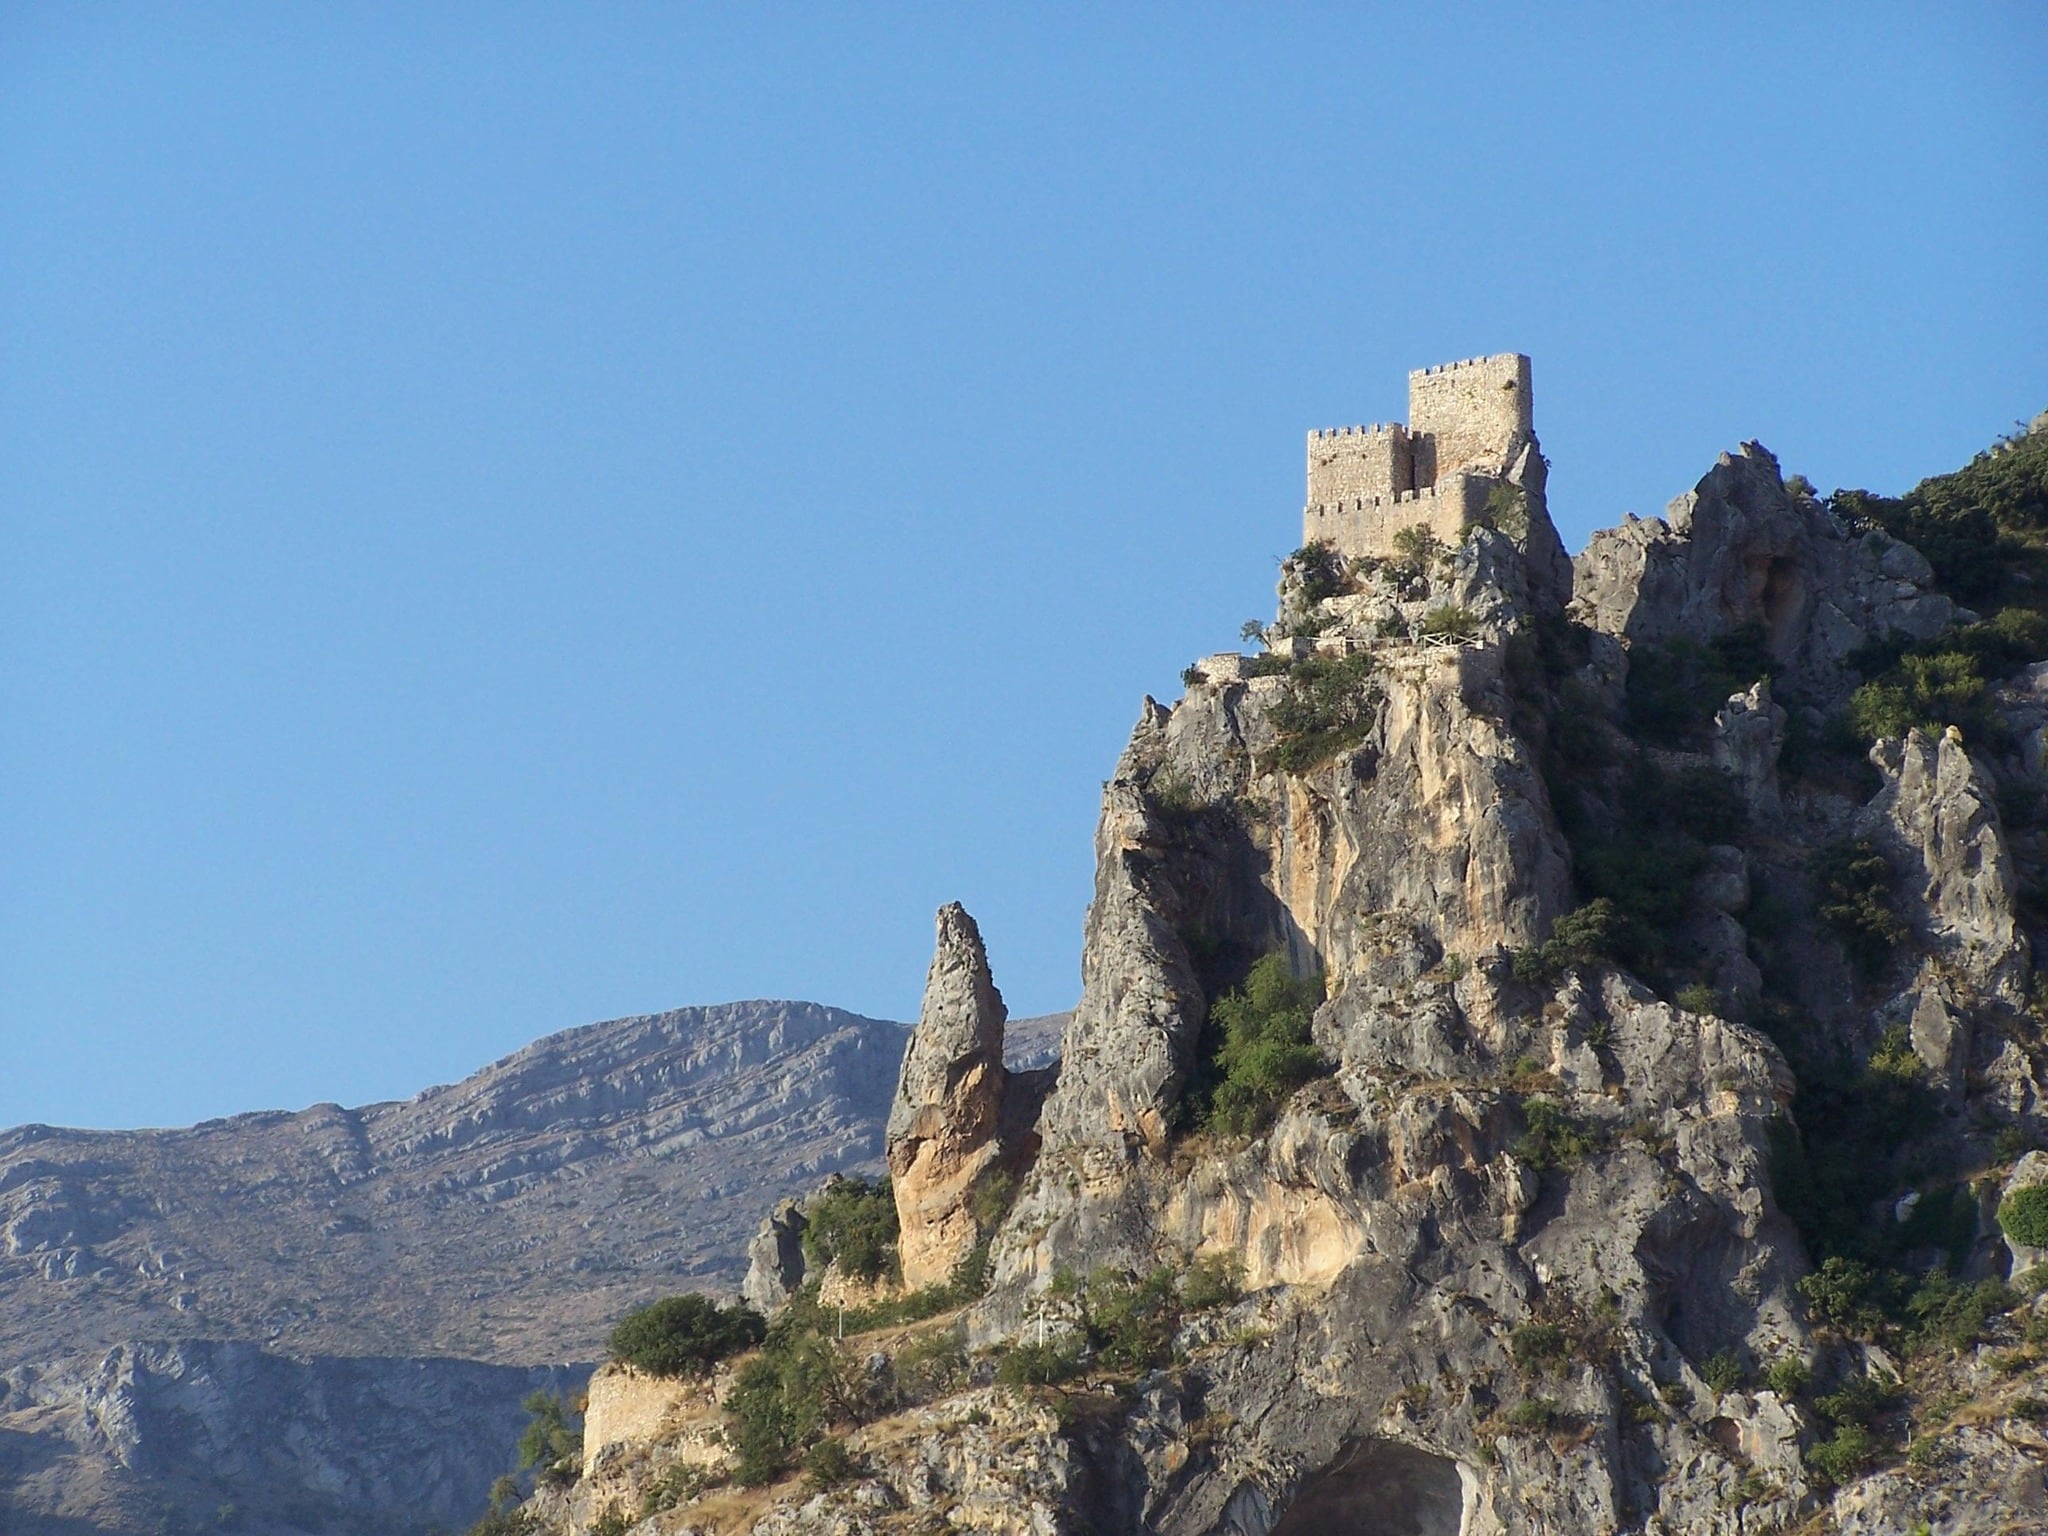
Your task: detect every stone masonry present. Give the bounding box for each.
[1304,353,1533,561]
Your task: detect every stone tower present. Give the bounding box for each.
[1304,353,1533,562]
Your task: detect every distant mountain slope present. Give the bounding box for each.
[0,1000,908,1371]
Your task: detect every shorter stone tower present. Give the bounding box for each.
[1305,353,1533,562]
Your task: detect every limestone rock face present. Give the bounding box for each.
[1865,727,2027,996]
[742,1197,810,1311]
[520,419,2048,1536]
[1572,442,1957,690]
[887,904,1011,1289]
[1713,677,1787,820]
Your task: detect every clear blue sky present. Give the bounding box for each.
[4,5,2043,1130]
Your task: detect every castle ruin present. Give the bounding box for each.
[1304,353,1532,561]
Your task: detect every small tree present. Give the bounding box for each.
[801,1175,900,1283]
[516,1391,581,1486]
[608,1294,766,1377]
[1193,953,1325,1137]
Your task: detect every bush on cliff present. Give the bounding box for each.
[1832,429,2048,605]
[800,1173,900,1284]
[1624,625,1775,746]
[608,1293,765,1378]
[1186,952,1326,1138]
[1285,540,1349,606]
[725,1332,856,1486]
[515,1390,582,1486]
[1812,839,1907,979]
[1268,652,1379,772]
[2000,1183,2048,1250]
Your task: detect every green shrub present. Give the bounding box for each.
[1812,840,1907,978]
[1268,652,1380,772]
[1625,626,1775,746]
[589,1505,631,1536]
[1389,523,1445,576]
[1674,984,1720,1016]
[1813,1371,1902,1432]
[1188,953,1326,1137]
[1699,1349,1749,1394]
[1805,1422,1880,1486]
[802,1437,857,1489]
[1419,604,1479,642]
[1180,1253,1244,1311]
[1762,1358,1810,1397]
[892,1329,969,1403]
[1515,899,1628,983]
[1905,1275,2017,1352]
[724,1334,855,1486]
[639,1461,725,1515]
[1286,541,1349,606]
[801,1174,900,1283]
[995,1338,1085,1387]
[1082,1266,1182,1372]
[1797,1257,1886,1334]
[2000,1184,2048,1248]
[1831,421,2048,604]
[1504,1397,1562,1432]
[969,1169,1020,1231]
[1847,650,1989,743]
[608,1293,766,1378]
[1481,483,1529,536]
[1513,1099,1602,1173]
[1510,1322,1568,1374]
[515,1391,581,1486]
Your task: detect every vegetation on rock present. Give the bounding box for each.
[799,1173,900,1284]
[515,1391,581,1487]
[1267,651,1379,772]
[606,1293,765,1378]
[1183,952,1325,1137]
[2000,1183,2048,1250]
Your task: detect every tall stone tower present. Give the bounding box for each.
[1304,354,1533,562]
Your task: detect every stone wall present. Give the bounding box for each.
[1302,473,1491,563]
[1408,353,1531,483]
[1306,423,1412,506]
[581,1362,706,1459]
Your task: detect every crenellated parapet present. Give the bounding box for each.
[1305,353,1533,560]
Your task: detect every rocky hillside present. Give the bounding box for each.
[532,388,2048,1536]
[0,1001,925,1534]
[2,1001,912,1367]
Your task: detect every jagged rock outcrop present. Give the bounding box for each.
[1713,676,1787,820]
[741,1198,810,1311]
[1572,442,1958,689]
[887,905,1012,1289]
[1866,726,2027,996]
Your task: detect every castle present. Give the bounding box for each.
[1303,353,1533,561]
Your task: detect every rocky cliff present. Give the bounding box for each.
[534,392,2048,1536]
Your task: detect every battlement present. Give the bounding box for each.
[1408,353,1531,486]
[1304,353,1532,561]
[1303,475,1491,560]
[1306,422,1412,505]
